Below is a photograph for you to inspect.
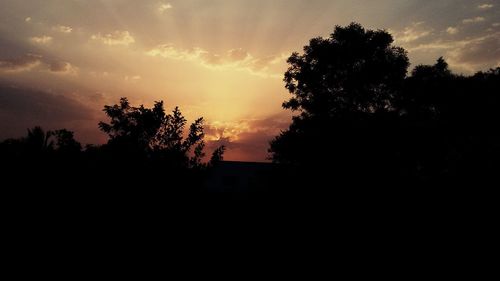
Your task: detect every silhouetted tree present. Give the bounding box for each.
[209,146,226,166]
[269,22,500,187]
[26,126,54,154]
[0,137,26,160]
[0,126,82,158]
[270,23,409,167]
[283,22,409,116]
[399,61,500,182]
[54,129,82,154]
[99,97,164,155]
[99,97,224,169]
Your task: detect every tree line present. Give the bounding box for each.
[269,23,500,190]
[1,22,499,192]
[0,97,225,191]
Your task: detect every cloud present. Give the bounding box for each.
[147,44,204,60]
[393,22,433,43]
[478,4,494,9]
[0,54,78,75]
[446,27,459,35]
[89,71,110,78]
[493,23,500,27]
[147,44,287,78]
[447,32,500,70]
[91,31,135,46]
[124,75,142,82]
[0,54,42,72]
[158,2,173,14]
[48,61,78,75]
[0,83,95,141]
[463,17,486,24]
[30,35,53,44]
[227,48,250,61]
[407,32,500,72]
[25,17,31,23]
[205,113,291,162]
[408,32,498,52]
[52,25,73,34]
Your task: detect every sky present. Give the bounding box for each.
[0,0,499,161]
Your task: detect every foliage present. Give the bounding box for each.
[270,22,500,186]
[54,129,82,154]
[282,22,409,116]
[99,97,223,168]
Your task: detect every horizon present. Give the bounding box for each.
[1,0,499,162]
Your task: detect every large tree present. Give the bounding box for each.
[270,23,409,165]
[269,22,500,186]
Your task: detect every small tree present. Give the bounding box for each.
[99,97,164,154]
[26,126,54,153]
[209,146,226,166]
[54,129,82,154]
[99,97,223,168]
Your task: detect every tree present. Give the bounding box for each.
[99,97,164,155]
[54,129,82,154]
[400,62,500,183]
[99,97,224,168]
[209,146,226,165]
[26,126,54,154]
[269,23,500,187]
[270,23,409,165]
[282,22,409,116]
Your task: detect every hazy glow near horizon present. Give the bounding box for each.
[1,0,499,161]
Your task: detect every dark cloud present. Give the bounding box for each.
[48,60,75,73]
[0,35,33,58]
[0,83,96,140]
[207,129,277,162]
[0,54,41,72]
[452,33,500,66]
[0,54,76,74]
[86,92,106,103]
[206,113,291,162]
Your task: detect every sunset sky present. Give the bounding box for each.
[1,0,499,161]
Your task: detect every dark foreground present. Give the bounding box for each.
[2,157,495,213]
[1,158,495,275]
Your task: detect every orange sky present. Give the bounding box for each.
[1,0,499,161]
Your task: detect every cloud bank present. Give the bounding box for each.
[91,31,135,46]
[0,54,77,75]
[0,83,95,141]
[0,54,42,72]
[147,44,287,78]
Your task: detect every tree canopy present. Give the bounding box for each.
[270,22,500,186]
[0,97,225,194]
[283,22,409,116]
[271,23,410,166]
[99,97,224,169]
